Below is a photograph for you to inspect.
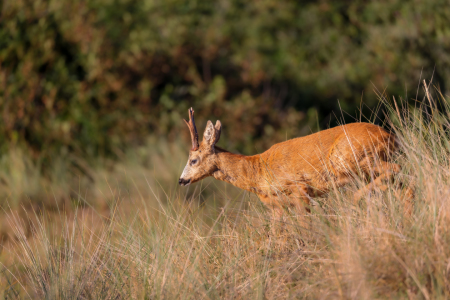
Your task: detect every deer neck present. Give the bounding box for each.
[212,151,263,194]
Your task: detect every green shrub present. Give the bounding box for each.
[1,0,449,162]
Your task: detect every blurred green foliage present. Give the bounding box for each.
[1,0,449,161]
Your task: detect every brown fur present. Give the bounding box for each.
[179,115,400,215]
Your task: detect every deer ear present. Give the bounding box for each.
[203,120,216,146]
[214,120,221,144]
[203,120,221,147]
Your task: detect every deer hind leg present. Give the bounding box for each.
[353,159,401,202]
[397,179,415,215]
[353,159,414,215]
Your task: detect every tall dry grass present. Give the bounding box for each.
[1,89,450,299]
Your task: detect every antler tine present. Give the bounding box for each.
[183,107,199,151]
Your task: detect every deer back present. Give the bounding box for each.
[257,122,396,188]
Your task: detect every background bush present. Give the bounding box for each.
[1,0,449,162]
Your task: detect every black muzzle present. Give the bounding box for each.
[178,178,191,186]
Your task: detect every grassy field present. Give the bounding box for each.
[1,93,450,299]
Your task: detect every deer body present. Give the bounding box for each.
[179,108,399,215]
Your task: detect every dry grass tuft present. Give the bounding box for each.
[1,91,450,299]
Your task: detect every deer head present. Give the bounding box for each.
[179,108,222,186]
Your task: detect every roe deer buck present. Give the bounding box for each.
[178,108,401,215]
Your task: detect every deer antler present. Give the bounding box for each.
[184,107,199,151]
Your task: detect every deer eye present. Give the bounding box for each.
[190,159,198,166]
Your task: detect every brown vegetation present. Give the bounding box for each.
[0,94,449,298]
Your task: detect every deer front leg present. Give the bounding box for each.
[258,182,312,215]
[258,194,284,219]
[288,184,312,213]
[285,185,314,232]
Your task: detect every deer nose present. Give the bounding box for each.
[178,178,191,186]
